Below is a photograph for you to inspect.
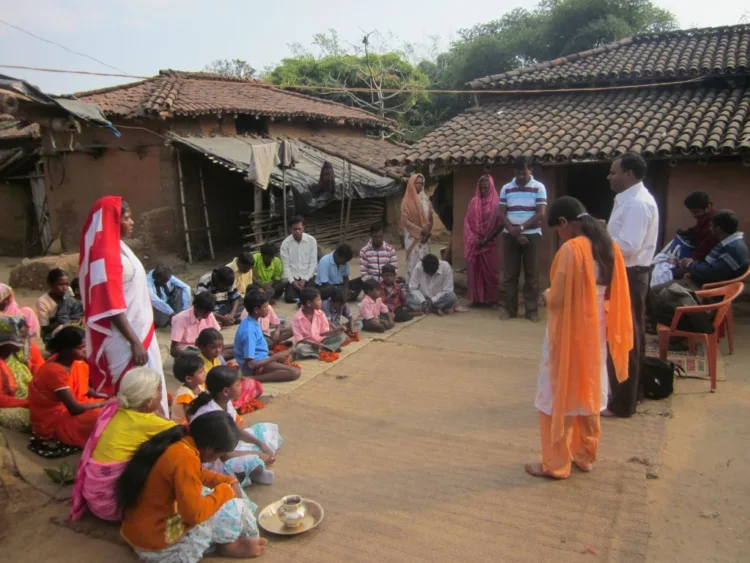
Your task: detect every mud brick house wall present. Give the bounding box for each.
[39,70,396,254]
[390,24,750,280]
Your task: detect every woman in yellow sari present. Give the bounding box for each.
[527,196,632,479]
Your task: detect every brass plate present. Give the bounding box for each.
[258,498,324,536]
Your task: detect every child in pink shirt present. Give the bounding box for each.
[358,279,395,333]
[291,287,348,358]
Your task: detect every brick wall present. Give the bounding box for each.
[451,164,558,287]
[665,160,750,241]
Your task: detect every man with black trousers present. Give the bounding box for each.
[604,152,659,417]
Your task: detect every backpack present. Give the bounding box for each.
[652,282,714,334]
[642,357,685,400]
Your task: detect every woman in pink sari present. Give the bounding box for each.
[463,174,501,305]
[70,367,173,521]
[0,284,40,337]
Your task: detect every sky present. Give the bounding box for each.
[0,0,747,95]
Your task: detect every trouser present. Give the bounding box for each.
[406,291,458,311]
[362,313,394,333]
[217,299,245,324]
[502,232,541,316]
[284,278,316,303]
[152,286,186,328]
[538,412,600,479]
[318,278,366,301]
[646,277,698,317]
[250,281,286,301]
[607,266,650,417]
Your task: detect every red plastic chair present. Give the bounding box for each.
[657,282,743,392]
[701,267,750,354]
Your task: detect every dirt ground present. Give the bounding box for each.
[1,257,748,561]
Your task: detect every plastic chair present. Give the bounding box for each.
[657,282,743,392]
[701,267,750,354]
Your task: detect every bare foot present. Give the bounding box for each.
[600,409,616,417]
[524,462,565,479]
[216,537,268,558]
[434,308,444,316]
[574,462,593,473]
[443,308,454,315]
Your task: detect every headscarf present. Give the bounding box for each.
[78,196,127,393]
[0,285,40,337]
[546,236,632,443]
[400,174,431,240]
[463,174,500,261]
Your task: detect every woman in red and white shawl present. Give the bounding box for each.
[78,197,167,414]
[400,173,433,283]
[463,174,501,305]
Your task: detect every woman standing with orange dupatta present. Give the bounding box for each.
[400,174,433,283]
[526,196,632,479]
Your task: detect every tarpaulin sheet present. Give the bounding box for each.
[172,135,402,214]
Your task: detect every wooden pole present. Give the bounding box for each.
[253,184,264,246]
[339,159,346,243]
[198,163,215,260]
[344,161,353,241]
[176,151,193,264]
[282,168,288,236]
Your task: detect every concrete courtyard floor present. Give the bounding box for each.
[2,307,749,562]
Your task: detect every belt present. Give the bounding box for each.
[627,266,652,273]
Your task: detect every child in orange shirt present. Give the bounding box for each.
[117,411,268,561]
[170,355,206,425]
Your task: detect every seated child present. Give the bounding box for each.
[240,302,293,347]
[235,291,300,383]
[117,411,268,561]
[380,264,407,312]
[196,328,228,373]
[291,287,348,359]
[169,292,222,358]
[56,276,84,326]
[187,366,280,487]
[171,355,207,425]
[321,287,354,332]
[359,279,395,333]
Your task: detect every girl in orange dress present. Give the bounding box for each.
[28,326,107,450]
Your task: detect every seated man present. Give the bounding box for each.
[195,266,243,326]
[679,191,718,261]
[226,252,254,297]
[316,243,361,300]
[407,254,458,316]
[147,265,191,328]
[252,242,285,302]
[281,216,318,303]
[169,292,221,358]
[359,222,399,283]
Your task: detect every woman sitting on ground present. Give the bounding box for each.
[0,316,42,432]
[28,326,107,451]
[117,411,268,562]
[70,367,175,522]
[0,283,40,338]
[37,268,83,342]
[187,365,280,488]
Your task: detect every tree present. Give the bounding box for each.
[204,59,256,79]
[267,30,431,141]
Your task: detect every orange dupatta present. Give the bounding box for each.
[547,237,632,442]
[400,174,432,257]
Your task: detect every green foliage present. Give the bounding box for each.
[44,461,75,485]
[204,59,256,79]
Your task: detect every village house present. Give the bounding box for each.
[26,70,404,259]
[390,24,750,280]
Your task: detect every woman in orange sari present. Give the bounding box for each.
[527,196,632,479]
[400,174,433,283]
[28,326,107,450]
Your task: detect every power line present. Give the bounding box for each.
[0,19,134,76]
[0,63,707,95]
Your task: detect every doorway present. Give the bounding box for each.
[564,163,614,220]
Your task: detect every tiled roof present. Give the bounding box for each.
[74,70,391,128]
[469,24,750,89]
[300,135,407,180]
[388,85,750,165]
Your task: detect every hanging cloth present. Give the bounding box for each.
[246,142,280,190]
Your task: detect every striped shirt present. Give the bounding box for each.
[195,272,241,312]
[499,177,547,235]
[359,240,398,281]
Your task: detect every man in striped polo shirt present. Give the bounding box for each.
[359,222,399,283]
[481,156,547,321]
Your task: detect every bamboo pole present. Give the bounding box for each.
[176,151,193,264]
[198,163,215,260]
[253,185,263,245]
[344,161,353,240]
[282,168,288,236]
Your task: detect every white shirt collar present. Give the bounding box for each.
[615,181,644,201]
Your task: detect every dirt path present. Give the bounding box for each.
[1,308,748,561]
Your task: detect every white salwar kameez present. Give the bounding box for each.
[404,191,432,283]
[99,242,167,414]
[535,273,609,416]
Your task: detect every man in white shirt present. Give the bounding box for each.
[406,254,457,315]
[280,216,318,303]
[605,152,659,418]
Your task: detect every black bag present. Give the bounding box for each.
[642,357,685,400]
[652,282,714,334]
